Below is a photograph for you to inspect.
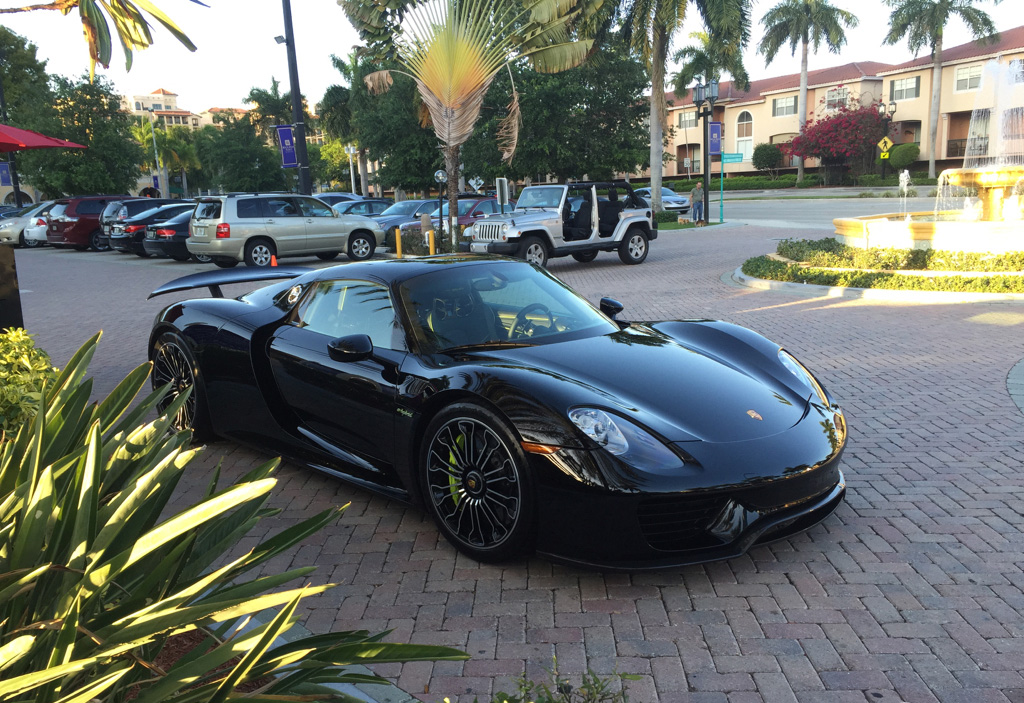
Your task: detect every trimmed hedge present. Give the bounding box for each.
[741,255,1024,292]
[777,237,1024,272]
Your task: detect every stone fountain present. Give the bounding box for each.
[834,60,1024,253]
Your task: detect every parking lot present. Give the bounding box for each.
[12,218,1024,703]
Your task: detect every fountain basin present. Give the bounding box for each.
[834,211,1023,252]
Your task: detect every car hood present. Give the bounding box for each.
[470,325,808,443]
[480,209,558,227]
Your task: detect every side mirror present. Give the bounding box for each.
[328,334,373,362]
[600,297,624,319]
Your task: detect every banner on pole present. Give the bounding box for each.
[709,123,722,156]
[0,163,11,187]
[276,125,298,168]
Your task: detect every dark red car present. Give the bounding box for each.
[46,195,134,251]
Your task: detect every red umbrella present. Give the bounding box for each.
[0,123,86,151]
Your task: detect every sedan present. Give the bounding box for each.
[333,199,392,217]
[374,199,440,248]
[0,201,55,247]
[148,256,846,569]
[634,186,691,213]
[110,202,195,256]
[142,210,209,262]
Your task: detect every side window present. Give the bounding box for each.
[235,199,261,218]
[264,197,300,217]
[77,200,106,215]
[297,197,334,217]
[349,202,369,215]
[295,280,404,350]
[371,202,388,214]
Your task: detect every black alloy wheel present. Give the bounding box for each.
[89,230,109,252]
[151,332,210,439]
[422,403,534,562]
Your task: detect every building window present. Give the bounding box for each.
[152,103,163,110]
[192,118,199,127]
[736,111,753,161]
[890,76,921,101]
[825,87,848,111]
[677,111,697,129]
[772,96,797,117]
[956,65,982,91]
[1010,59,1024,85]
[134,101,141,110]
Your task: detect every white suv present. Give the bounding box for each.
[188,193,385,268]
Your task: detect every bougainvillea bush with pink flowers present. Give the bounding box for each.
[791,102,888,184]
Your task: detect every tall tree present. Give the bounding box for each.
[0,27,51,121]
[759,0,858,181]
[244,78,305,147]
[319,51,373,195]
[342,0,598,242]
[671,30,751,98]
[194,115,285,193]
[0,0,200,79]
[17,75,143,196]
[619,0,752,212]
[883,0,999,178]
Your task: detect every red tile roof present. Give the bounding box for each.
[878,25,1024,74]
[150,88,177,95]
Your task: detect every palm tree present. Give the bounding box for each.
[758,0,858,182]
[244,78,302,147]
[883,0,999,178]
[341,0,596,243]
[318,52,371,195]
[671,30,750,100]
[620,0,751,212]
[0,0,202,79]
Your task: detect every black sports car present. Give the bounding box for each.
[148,256,846,569]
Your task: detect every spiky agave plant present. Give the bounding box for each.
[343,0,599,243]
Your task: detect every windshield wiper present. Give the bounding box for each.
[443,341,537,353]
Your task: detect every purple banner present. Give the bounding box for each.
[276,125,298,168]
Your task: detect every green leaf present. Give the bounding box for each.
[95,361,152,433]
[0,635,36,673]
[52,666,131,703]
[129,0,199,51]
[9,464,55,571]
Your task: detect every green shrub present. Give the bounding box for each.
[492,660,635,703]
[752,143,784,180]
[776,237,1024,272]
[0,333,465,702]
[0,328,58,438]
[795,174,823,188]
[655,210,680,223]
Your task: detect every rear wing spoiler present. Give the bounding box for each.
[148,266,313,299]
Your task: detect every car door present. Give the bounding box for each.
[267,279,405,473]
[261,196,305,255]
[296,196,342,253]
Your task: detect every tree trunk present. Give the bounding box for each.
[444,144,460,246]
[928,36,943,179]
[798,37,809,182]
[358,148,369,196]
[181,168,189,198]
[648,27,668,213]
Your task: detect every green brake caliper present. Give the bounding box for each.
[448,432,466,505]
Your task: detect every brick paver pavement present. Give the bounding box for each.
[13,224,1024,703]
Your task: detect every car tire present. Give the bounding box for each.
[89,230,109,252]
[572,251,598,263]
[618,228,649,265]
[213,258,239,268]
[19,233,42,248]
[191,252,213,263]
[150,331,212,442]
[244,238,276,267]
[421,402,534,562]
[518,236,548,267]
[347,232,375,261]
[316,251,340,261]
[135,251,151,258]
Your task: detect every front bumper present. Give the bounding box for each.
[467,240,519,256]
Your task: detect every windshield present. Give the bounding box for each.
[514,186,563,210]
[660,187,677,196]
[399,261,617,353]
[380,201,426,217]
[431,200,477,217]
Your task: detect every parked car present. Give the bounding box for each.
[333,199,392,217]
[109,202,195,256]
[141,210,208,262]
[99,197,179,251]
[374,199,438,248]
[187,193,385,268]
[399,197,508,242]
[147,256,847,567]
[46,195,135,251]
[316,193,363,207]
[0,201,55,247]
[634,186,690,213]
[22,207,54,247]
[463,181,656,266]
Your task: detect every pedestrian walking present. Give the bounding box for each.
[690,181,704,223]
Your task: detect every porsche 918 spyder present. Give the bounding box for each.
[148,256,846,569]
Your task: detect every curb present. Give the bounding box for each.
[731,267,1024,305]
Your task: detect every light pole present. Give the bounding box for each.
[878,100,897,180]
[278,0,312,195]
[692,78,719,222]
[146,108,164,196]
[345,145,358,194]
[434,168,447,241]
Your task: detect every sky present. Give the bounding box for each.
[2,0,1021,114]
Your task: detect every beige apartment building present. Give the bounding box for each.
[661,24,1024,179]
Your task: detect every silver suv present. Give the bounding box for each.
[463,181,656,266]
[188,193,385,268]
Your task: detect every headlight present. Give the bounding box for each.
[501,223,509,233]
[779,350,829,406]
[0,223,12,231]
[569,407,684,472]
[472,223,479,233]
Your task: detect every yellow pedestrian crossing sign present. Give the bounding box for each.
[878,136,894,151]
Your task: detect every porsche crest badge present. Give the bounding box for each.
[746,410,763,421]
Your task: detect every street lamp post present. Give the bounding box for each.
[345,145,358,194]
[878,100,897,180]
[692,78,719,222]
[279,0,312,195]
[434,168,447,241]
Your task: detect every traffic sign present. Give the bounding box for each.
[721,152,744,164]
[877,136,894,151]
[880,151,890,159]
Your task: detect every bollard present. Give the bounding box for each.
[428,228,436,256]
[0,246,24,331]
[394,228,403,259]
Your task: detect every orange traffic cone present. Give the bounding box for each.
[270,255,278,267]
